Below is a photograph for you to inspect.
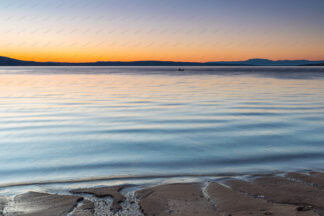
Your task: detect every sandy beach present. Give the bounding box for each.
[1,170,324,216]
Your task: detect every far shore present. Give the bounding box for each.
[1,170,324,216]
[1,56,324,67]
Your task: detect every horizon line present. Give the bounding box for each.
[1,55,324,64]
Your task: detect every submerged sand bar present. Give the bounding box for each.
[1,171,324,216]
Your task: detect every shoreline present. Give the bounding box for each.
[0,171,277,189]
[0,167,318,189]
[1,170,324,215]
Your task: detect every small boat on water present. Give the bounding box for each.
[178,68,185,71]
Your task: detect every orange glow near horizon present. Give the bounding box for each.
[3,53,324,64]
[2,31,324,62]
[3,44,324,63]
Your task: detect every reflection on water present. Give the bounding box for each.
[0,66,324,185]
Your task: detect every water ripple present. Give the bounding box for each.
[0,66,324,185]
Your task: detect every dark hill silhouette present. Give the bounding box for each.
[301,63,324,66]
[0,56,238,66]
[208,58,324,66]
[1,56,324,66]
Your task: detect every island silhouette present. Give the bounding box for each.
[1,56,324,66]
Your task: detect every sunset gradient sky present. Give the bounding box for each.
[1,0,324,62]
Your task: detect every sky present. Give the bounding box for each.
[0,0,324,62]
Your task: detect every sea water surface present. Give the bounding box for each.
[0,66,324,186]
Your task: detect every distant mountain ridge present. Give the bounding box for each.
[208,58,324,66]
[1,56,324,66]
[301,63,324,66]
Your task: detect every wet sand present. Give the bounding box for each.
[0,197,7,216]
[1,171,324,216]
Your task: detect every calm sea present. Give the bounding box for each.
[0,66,324,186]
